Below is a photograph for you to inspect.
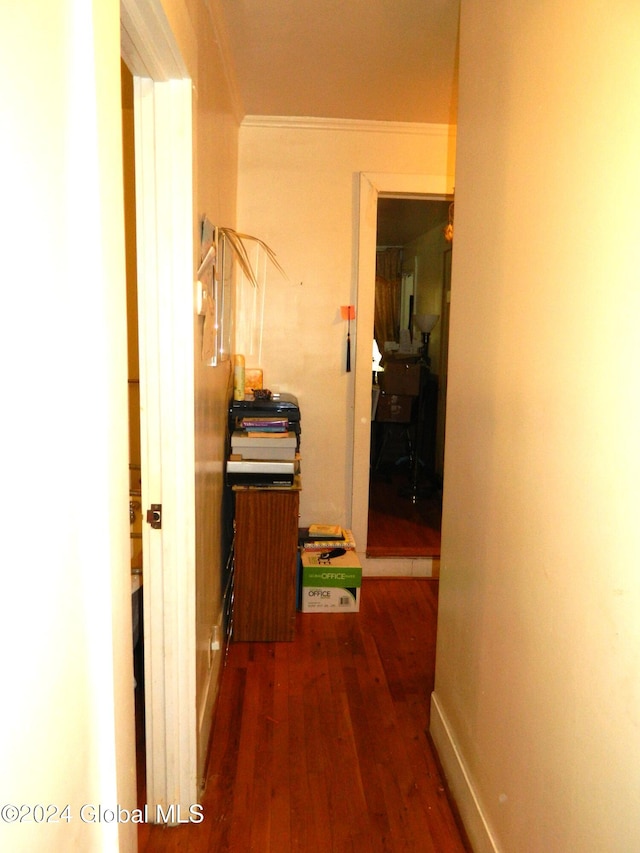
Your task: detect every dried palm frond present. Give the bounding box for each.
[218,226,286,286]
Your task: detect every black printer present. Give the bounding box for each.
[228,392,301,450]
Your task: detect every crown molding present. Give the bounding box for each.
[241,115,455,137]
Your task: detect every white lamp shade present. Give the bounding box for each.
[413,313,439,334]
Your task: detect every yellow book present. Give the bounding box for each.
[307,524,344,540]
[302,529,356,551]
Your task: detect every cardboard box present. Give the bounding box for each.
[380,361,421,396]
[231,430,297,460]
[299,549,362,612]
[375,392,414,423]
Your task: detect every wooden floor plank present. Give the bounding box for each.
[139,579,470,853]
[367,474,442,558]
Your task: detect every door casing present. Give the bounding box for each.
[351,172,454,577]
[121,0,198,811]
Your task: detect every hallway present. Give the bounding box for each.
[138,579,468,852]
[367,473,442,559]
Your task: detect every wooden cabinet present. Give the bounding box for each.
[233,487,300,641]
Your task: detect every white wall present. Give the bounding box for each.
[431,2,640,850]
[0,1,136,850]
[237,118,453,528]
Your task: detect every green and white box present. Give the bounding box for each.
[300,549,362,612]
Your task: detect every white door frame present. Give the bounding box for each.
[121,0,197,811]
[352,172,454,577]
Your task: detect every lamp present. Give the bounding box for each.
[372,339,384,383]
[413,313,439,367]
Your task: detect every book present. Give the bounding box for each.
[227,459,295,474]
[307,524,344,540]
[230,446,296,461]
[228,472,294,486]
[231,430,297,460]
[240,417,288,431]
[232,430,296,446]
[233,474,302,492]
[246,431,293,439]
[226,458,296,487]
[300,528,356,551]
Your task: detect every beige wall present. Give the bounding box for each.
[1,1,136,850]
[173,0,239,777]
[237,119,452,527]
[432,2,640,850]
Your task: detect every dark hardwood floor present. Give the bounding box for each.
[137,579,469,852]
[367,471,442,559]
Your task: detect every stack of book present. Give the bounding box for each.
[239,416,289,434]
[298,525,356,551]
[227,417,300,487]
[298,525,361,612]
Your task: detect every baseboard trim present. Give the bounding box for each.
[429,691,500,853]
[197,607,225,794]
[358,553,438,578]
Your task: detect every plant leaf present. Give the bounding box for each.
[217,226,287,285]
[233,231,288,280]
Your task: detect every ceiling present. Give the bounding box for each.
[214,1,458,246]
[216,0,460,125]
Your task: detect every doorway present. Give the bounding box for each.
[367,197,451,558]
[351,172,454,577]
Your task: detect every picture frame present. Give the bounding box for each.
[216,229,233,364]
[198,218,232,366]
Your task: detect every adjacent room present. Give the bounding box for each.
[367,196,452,559]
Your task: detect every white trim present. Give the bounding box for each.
[357,554,437,578]
[242,114,455,137]
[122,0,198,814]
[351,172,454,570]
[120,0,188,80]
[430,692,500,853]
[134,73,197,814]
[197,606,225,779]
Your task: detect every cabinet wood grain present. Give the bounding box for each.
[233,488,299,641]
